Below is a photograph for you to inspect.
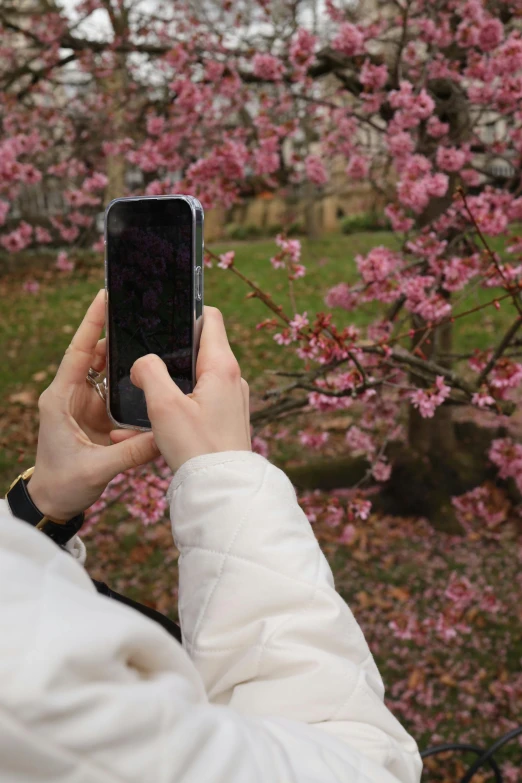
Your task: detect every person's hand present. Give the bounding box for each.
[27,290,159,521]
[130,307,251,473]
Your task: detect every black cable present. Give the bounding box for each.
[460,726,522,783]
[420,743,503,783]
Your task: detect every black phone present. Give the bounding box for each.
[104,195,204,430]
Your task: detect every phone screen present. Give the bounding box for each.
[106,197,194,428]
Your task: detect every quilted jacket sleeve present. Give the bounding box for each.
[169,451,421,782]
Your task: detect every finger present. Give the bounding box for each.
[55,289,106,389]
[109,428,144,443]
[196,306,239,381]
[91,338,107,374]
[130,353,187,418]
[241,378,251,449]
[103,431,160,476]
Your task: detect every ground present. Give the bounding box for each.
[1,232,521,781]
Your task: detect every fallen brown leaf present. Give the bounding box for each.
[8,390,37,406]
[389,586,411,602]
[407,668,424,690]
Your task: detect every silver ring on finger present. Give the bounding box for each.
[86,368,107,402]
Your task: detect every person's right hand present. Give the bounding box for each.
[130,307,251,474]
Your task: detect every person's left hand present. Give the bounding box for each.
[27,289,160,521]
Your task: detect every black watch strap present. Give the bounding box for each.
[6,469,84,547]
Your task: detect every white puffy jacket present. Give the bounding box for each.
[0,451,422,783]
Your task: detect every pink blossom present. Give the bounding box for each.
[305,155,328,186]
[299,430,329,450]
[346,426,375,457]
[469,350,490,374]
[274,330,292,346]
[442,254,481,292]
[332,23,365,57]
[270,234,305,280]
[252,53,284,81]
[323,501,343,528]
[402,276,452,322]
[324,282,358,311]
[480,586,501,614]
[410,376,451,418]
[252,435,269,458]
[444,572,476,609]
[59,226,80,243]
[389,83,435,124]
[436,146,467,172]
[338,523,356,544]
[346,154,370,180]
[146,116,165,136]
[460,168,481,186]
[125,472,168,526]
[1,222,33,252]
[308,390,352,412]
[434,614,458,642]
[478,18,504,52]
[217,251,235,269]
[204,60,225,82]
[461,190,509,235]
[360,60,388,91]
[289,312,309,332]
[92,237,105,254]
[427,116,449,138]
[35,227,52,244]
[426,172,449,198]
[489,437,522,484]
[23,279,40,294]
[471,390,496,409]
[145,180,166,196]
[83,172,108,192]
[389,615,418,641]
[55,251,74,272]
[457,21,480,49]
[501,763,519,783]
[253,137,279,175]
[356,246,400,284]
[385,204,414,232]
[387,132,414,160]
[490,359,522,392]
[64,189,99,208]
[372,460,392,482]
[452,485,508,531]
[289,28,316,71]
[347,497,371,521]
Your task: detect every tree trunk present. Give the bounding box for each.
[303,182,321,240]
[103,53,128,206]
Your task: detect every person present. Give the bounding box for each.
[0,290,422,783]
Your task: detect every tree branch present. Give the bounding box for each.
[477,315,522,385]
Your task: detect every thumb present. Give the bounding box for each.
[102,431,160,477]
[130,353,186,414]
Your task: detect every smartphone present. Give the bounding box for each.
[104,195,204,430]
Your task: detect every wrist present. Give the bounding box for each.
[26,476,70,522]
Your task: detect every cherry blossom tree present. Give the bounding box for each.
[2,0,522,528]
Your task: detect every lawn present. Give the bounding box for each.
[1,232,521,780]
